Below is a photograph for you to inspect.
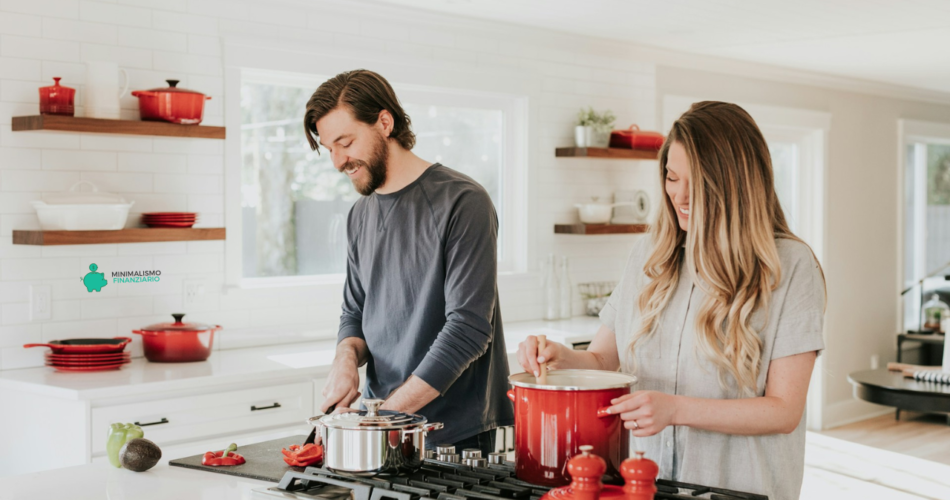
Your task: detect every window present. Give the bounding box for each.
[239,71,526,284]
[900,120,950,331]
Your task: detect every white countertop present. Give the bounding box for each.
[0,316,602,401]
[0,462,271,500]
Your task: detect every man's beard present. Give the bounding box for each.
[342,134,388,196]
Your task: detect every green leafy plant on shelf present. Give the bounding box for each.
[576,107,616,134]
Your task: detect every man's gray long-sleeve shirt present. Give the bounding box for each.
[338,164,514,443]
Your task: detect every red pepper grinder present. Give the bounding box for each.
[541,445,626,500]
[621,451,659,500]
[38,77,75,116]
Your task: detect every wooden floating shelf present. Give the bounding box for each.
[13,228,226,246]
[12,115,225,139]
[555,147,658,160]
[555,224,649,235]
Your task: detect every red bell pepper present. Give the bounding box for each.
[281,443,323,467]
[202,443,246,466]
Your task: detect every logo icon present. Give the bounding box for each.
[82,263,108,293]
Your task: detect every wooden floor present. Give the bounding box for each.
[819,411,950,466]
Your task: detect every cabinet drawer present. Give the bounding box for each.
[91,382,313,455]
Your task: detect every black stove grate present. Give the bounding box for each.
[257,458,767,500]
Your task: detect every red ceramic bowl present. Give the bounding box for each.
[132,313,220,362]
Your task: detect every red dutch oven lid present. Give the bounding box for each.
[137,79,208,97]
[138,313,218,332]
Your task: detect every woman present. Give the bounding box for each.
[518,101,825,500]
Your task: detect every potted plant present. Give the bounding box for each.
[575,107,616,148]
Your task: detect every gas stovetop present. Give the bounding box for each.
[253,458,768,500]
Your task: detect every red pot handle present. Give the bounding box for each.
[596,406,614,418]
[507,390,515,402]
[131,91,156,98]
[22,343,55,349]
[205,96,212,100]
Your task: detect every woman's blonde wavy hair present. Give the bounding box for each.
[632,101,823,396]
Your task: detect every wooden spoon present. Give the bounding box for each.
[537,335,548,385]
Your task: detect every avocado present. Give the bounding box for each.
[119,438,162,472]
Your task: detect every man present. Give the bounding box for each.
[304,69,513,455]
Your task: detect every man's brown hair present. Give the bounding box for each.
[304,69,416,152]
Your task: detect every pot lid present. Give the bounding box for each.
[509,369,637,391]
[144,79,205,95]
[43,180,127,205]
[313,399,426,430]
[138,313,216,332]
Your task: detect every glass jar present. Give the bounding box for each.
[922,294,950,333]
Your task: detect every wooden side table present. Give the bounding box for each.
[849,368,950,424]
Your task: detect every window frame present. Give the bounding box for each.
[227,68,529,289]
[897,119,950,331]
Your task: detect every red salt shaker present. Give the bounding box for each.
[541,446,626,500]
[39,77,75,116]
[620,451,659,500]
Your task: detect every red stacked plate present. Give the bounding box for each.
[24,337,133,372]
[142,212,197,228]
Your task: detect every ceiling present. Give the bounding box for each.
[372,0,950,95]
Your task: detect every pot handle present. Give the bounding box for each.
[406,422,444,434]
[114,337,133,345]
[131,330,146,335]
[507,389,515,402]
[22,343,55,349]
[130,90,156,98]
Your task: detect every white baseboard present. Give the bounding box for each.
[823,399,894,430]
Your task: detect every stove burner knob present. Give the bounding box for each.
[461,449,482,460]
[488,452,507,465]
[424,449,437,460]
[436,444,456,455]
[439,453,461,463]
[472,458,488,468]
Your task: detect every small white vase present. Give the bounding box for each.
[590,128,610,148]
[574,125,593,147]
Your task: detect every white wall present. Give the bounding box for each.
[655,65,950,429]
[0,0,657,370]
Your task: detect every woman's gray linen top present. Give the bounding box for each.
[599,237,825,500]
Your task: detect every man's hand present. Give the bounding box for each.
[321,339,367,413]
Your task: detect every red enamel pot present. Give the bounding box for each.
[132,313,220,362]
[508,370,636,487]
[131,79,210,125]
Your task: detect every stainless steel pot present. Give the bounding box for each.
[308,399,443,475]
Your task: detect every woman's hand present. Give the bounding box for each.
[517,335,571,376]
[605,391,680,437]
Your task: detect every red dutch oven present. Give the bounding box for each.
[508,370,637,487]
[131,79,211,125]
[132,313,221,362]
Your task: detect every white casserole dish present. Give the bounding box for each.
[32,181,134,231]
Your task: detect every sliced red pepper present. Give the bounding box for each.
[281,443,323,467]
[202,443,246,466]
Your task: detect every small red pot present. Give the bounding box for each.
[131,79,210,125]
[133,313,220,362]
[39,77,75,116]
[508,370,636,487]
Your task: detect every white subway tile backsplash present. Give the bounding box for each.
[1,170,80,191]
[81,135,153,153]
[118,152,185,173]
[0,147,41,170]
[153,253,221,274]
[48,276,116,300]
[0,237,42,258]
[80,0,151,28]
[0,323,42,348]
[0,79,46,103]
[0,0,80,19]
[40,61,86,83]
[81,296,152,319]
[185,240,223,254]
[152,50,221,76]
[153,173,221,194]
[151,10,218,36]
[80,43,152,70]
[42,17,118,44]
[0,35,81,62]
[41,243,117,257]
[0,280,34,303]
[50,299,81,321]
[186,34,220,56]
[0,192,41,213]
[1,301,29,325]
[79,171,153,192]
[1,126,81,149]
[123,192,187,212]
[42,149,117,171]
[192,213,222,228]
[0,57,42,81]
[152,137,223,155]
[186,194,223,214]
[187,0,247,21]
[186,154,222,174]
[1,257,79,281]
[117,26,187,52]
[1,213,40,236]
[117,241,187,255]
[0,12,41,37]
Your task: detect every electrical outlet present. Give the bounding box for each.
[183,279,207,308]
[870,354,880,370]
[30,285,52,321]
